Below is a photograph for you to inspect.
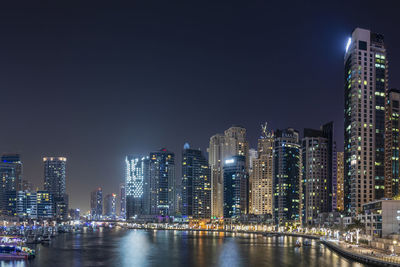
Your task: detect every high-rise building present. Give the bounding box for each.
[250,123,274,215]
[43,157,68,219]
[274,128,301,224]
[104,193,117,218]
[90,188,103,220]
[1,154,23,190]
[0,154,23,215]
[119,183,126,219]
[182,143,211,219]
[208,126,249,219]
[223,155,248,218]
[149,149,175,216]
[344,28,388,215]
[385,89,400,198]
[125,156,150,219]
[301,123,335,225]
[336,152,345,211]
[36,191,53,218]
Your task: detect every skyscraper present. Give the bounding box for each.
[301,123,334,225]
[104,193,117,218]
[223,155,248,218]
[43,157,68,219]
[0,154,23,215]
[149,149,175,216]
[119,183,126,219]
[1,154,23,190]
[344,28,388,215]
[274,128,301,224]
[182,143,211,219]
[90,187,103,220]
[208,126,249,219]
[250,123,274,216]
[336,152,345,211]
[384,89,400,198]
[125,156,149,219]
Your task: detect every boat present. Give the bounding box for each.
[303,239,312,246]
[0,244,34,260]
[294,239,302,247]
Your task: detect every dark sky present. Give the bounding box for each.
[1,1,399,213]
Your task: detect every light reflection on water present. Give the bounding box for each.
[0,229,367,267]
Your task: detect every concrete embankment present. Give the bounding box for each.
[321,240,400,267]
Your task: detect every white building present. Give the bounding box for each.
[360,199,400,238]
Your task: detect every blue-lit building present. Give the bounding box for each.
[149,149,176,216]
[0,154,23,215]
[223,155,248,218]
[16,190,38,219]
[182,144,211,219]
[125,156,150,220]
[274,128,301,224]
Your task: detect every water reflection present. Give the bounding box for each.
[119,230,150,267]
[0,229,367,267]
[219,239,240,267]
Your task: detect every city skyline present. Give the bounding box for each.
[1,2,400,213]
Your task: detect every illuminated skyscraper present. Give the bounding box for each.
[336,152,345,211]
[384,89,400,198]
[223,155,248,218]
[344,28,388,215]
[125,156,149,219]
[208,126,249,219]
[149,149,175,216]
[119,183,126,219]
[1,154,23,190]
[250,123,274,215]
[90,188,103,220]
[43,157,68,219]
[182,143,211,219]
[301,123,335,225]
[273,128,301,224]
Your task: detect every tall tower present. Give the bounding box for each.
[125,156,149,219]
[182,143,211,219]
[149,149,175,216]
[1,154,23,191]
[0,155,23,215]
[119,183,126,219]
[250,123,274,216]
[43,157,68,219]
[90,187,103,220]
[384,89,400,198]
[344,28,388,215]
[273,128,301,224]
[208,126,249,219]
[301,123,334,225]
[223,155,248,218]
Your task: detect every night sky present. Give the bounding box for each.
[1,1,399,213]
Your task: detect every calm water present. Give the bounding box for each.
[0,228,367,267]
